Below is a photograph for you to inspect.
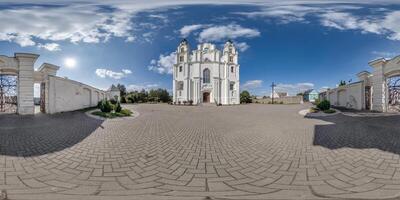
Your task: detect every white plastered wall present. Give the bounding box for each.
[47,76,107,114]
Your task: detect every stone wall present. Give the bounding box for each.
[253,96,303,104]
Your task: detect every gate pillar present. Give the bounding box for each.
[15,53,39,115]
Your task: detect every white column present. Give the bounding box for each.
[371,65,386,112]
[15,53,39,115]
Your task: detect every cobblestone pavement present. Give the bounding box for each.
[1,104,400,200]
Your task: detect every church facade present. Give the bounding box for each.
[173,40,240,105]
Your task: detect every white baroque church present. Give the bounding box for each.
[173,39,240,105]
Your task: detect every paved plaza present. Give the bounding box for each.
[1,104,400,199]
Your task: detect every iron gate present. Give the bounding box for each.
[0,75,17,113]
[388,76,400,112]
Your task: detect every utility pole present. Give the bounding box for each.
[271,82,276,104]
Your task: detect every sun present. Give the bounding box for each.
[64,58,76,68]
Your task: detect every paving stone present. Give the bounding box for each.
[1,104,400,199]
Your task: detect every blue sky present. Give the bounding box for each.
[0,1,400,97]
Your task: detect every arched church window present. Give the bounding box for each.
[231,66,234,73]
[177,81,184,90]
[229,56,233,62]
[179,56,184,62]
[180,47,184,52]
[179,66,183,72]
[203,68,210,84]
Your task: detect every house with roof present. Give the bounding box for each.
[303,89,319,102]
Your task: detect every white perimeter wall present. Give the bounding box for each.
[326,81,363,110]
[47,76,107,114]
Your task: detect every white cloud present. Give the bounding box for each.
[148,51,177,74]
[95,68,132,79]
[320,10,400,41]
[319,86,330,92]
[180,24,209,38]
[0,4,134,48]
[122,69,132,74]
[2,0,400,49]
[236,42,250,52]
[242,80,263,89]
[372,51,399,58]
[275,82,314,95]
[37,43,61,51]
[127,83,159,91]
[198,24,260,42]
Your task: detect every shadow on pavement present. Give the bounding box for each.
[0,111,103,157]
[307,113,400,155]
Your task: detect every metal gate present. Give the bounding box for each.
[0,75,17,113]
[388,76,400,112]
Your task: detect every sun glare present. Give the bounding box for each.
[64,58,76,68]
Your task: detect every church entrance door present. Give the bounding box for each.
[203,92,210,103]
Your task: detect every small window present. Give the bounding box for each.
[179,56,184,62]
[179,66,183,72]
[179,91,182,96]
[229,56,233,62]
[230,82,235,90]
[180,47,184,52]
[229,48,232,54]
[231,66,234,73]
[177,81,184,90]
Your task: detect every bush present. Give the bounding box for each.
[120,97,127,103]
[188,100,193,105]
[110,98,117,105]
[240,90,252,104]
[99,100,112,113]
[317,100,331,111]
[115,102,122,112]
[323,109,336,114]
[183,100,187,105]
[279,101,283,104]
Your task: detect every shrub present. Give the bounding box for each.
[110,98,117,105]
[323,109,336,114]
[178,101,181,105]
[120,97,127,103]
[97,101,102,109]
[115,102,122,112]
[317,100,331,111]
[279,101,283,104]
[99,100,112,113]
[183,100,187,105]
[188,100,193,105]
[240,90,252,104]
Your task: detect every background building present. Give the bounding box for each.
[303,89,319,102]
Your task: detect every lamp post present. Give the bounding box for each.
[271,82,276,104]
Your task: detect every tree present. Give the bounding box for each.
[116,84,127,97]
[339,80,346,86]
[240,90,252,104]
